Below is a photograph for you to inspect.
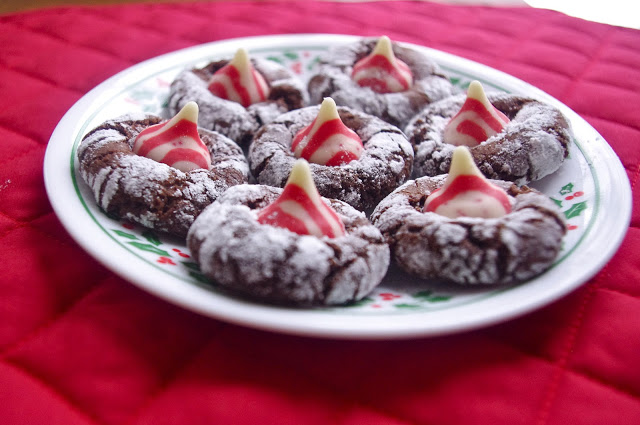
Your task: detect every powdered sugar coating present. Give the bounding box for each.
[188,184,390,305]
[78,113,249,238]
[308,37,453,128]
[370,176,566,285]
[168,57,308,148]
[249,105,414,211]
[405,93,572,184]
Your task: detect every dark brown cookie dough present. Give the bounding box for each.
[307,37,453,128]
[405,93,572,184]
[187,184,390,306]
[370,175,566,285]
[77,112,249,238]
[168,57,308,148]
[248,104,414,211]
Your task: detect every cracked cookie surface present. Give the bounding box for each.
[169,58,308,148]
[371,176,566,285]
[188,184,390,306]
[405,93,572,184]
[248,105,414,211]
[78,113,249,238]
[308,37,453,128]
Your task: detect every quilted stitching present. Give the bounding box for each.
[0,70,80,143]
[0,225,104,350]
[0,22,132,93]
[11,11,190,64]
[0,213,19,237]
[534,269,605,425]
[1,1,639,424]
[4,277,220,425]
[0,362,96,425]
[0,146,50,221]
[0,127,41,163]
[570,288,640,398]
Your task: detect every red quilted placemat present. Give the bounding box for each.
[1,1,639,424]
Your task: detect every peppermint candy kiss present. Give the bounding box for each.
[291,98,364,166]
[424,146,511,219]
[207,48,270,107]
[443,80,510,147]
[351,35,413,94]
[132,101,212,172]
[257,159,346,238]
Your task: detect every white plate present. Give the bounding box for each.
[43,34,631,339]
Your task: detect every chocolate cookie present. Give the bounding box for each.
[370,176,566,285]
[78,112,249,238]
[187,184,390,306]
[168,57,307,148]
[405,93,572,184]
[307,37,453,128]
[249,105,414,211]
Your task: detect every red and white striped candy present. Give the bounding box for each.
[132,101,211,172]
[443,81,510,147]
[257,159,346,238]
[424,146,511,219]
[207,48,270,107]
[351,36,413,94]
[291,98,363,166]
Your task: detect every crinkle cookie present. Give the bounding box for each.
[307,37,453,128]
[187,184,390,306]
[168,55,307,148]
[248,104,414,211]
[370,175,566,285]
[405,93,572,184]
[77,112,249,238]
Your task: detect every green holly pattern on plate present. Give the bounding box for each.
[110,221,209,287]
[550,182,588,231]
[76,42,596,315]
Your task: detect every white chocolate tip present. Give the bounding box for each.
[287,159,316,195]
[176,101,199,123]
[467,80,489,102]
[318,97,340,121]
[231,48,250,68]
[373,35,394,59]
[449,146,484,179]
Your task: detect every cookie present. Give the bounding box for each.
[188,183,390,306]
[308,36,453,128]
[405,91,572,184]
[249,103,414,211]
[371,175,566,285]
[77,112,249,238]
[168,50,308,148]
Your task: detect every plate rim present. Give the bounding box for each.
[44,33,632,339]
